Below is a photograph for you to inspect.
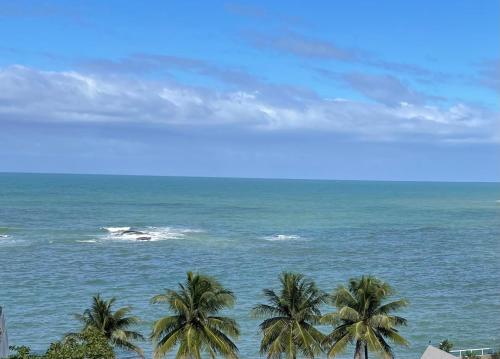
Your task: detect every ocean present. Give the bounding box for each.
[1,173,499,358]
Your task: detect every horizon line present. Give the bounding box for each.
[1,170,499,184]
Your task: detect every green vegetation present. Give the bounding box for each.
[252,272,327,359]
[9,271,411,359]
[464,351,480,359]
[150,272,240,359]
[321,275,409,359]
[44,328,116,359]
[439,339,454,353]
[9,328,115,359]
[8,346,34,359]
[72,294,144,357]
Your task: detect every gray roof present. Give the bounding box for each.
[421,346,459,359]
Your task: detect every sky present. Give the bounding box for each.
[0,0,499,181]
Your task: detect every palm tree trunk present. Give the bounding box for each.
[365,342,368,359]
[354,340,363,359]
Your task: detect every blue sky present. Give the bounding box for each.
[0,0,499,181]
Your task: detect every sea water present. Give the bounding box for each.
[1,173,499,358]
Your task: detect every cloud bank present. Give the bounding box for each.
[0,65,497,144]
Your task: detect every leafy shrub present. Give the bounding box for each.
[9,328,115,359]
[463,351,479,359]
[439,339,454,353]
[45,328,115,359]
[8,346,39,359]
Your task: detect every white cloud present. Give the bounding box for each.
[0,65,498,143]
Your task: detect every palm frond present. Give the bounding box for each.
[324,276,409,359]
[255,272,324,359]
[73,294,144,355]
[375,299,408,315]
[151,272,239,359]
[325,331,351,358]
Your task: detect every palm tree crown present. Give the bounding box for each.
[252,272,328,359]
[151,271,240,359]
[75,294,144,357]
[321,276,408,359]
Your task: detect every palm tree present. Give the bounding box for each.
[252,272,327,359]
[150,271,240,359]
[74,294,144,357]
[321,276,408,359]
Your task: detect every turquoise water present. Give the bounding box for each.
[1,173,499,358]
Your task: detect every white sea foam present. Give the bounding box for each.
[263,234,301,241]
[100,226,204,242]
[77,239,97,243]
[0,234,24,246]
[102,227,131,233]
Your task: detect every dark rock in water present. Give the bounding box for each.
[136,236,151,241]
[115,229,151,240]
[122,230,145,235]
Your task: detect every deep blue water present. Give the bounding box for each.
[1,173,499,358]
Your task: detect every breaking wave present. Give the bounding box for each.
[100,226,204,242]
[104,227,131,233]
[0,234,24,246]
[262,234,301,241]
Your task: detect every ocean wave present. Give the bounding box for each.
[100,226,204,242]
[263,234,301,241]
[77,239,98,243]
[102,226,131,233]
[0,234,24,246]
